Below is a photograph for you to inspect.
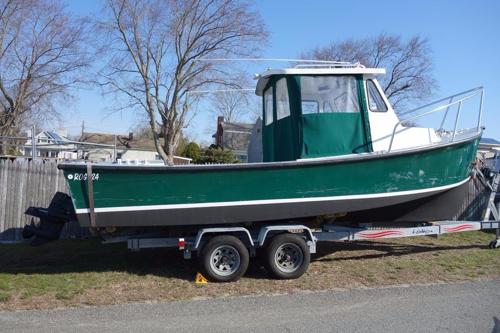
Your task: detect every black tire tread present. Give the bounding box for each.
[265,233,310,280]
[199,235,249,282]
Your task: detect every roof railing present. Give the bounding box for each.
[293,62,364,69]
[387,87,484,152]
[194,58,364,68]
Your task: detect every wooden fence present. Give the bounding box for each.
[454,175,490,221]
[0,159,84,241]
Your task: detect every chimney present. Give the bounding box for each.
[216,116,224,146]
[217,116,224,126]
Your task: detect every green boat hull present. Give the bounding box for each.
[59,136,480,227]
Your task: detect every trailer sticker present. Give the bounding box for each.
[357,230,403,239]
[443,224,475,233]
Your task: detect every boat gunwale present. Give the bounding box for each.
[57,132,481,172]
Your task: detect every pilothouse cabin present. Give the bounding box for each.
[255,63,441,162]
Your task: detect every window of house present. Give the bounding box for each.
[275,78,290,120]
[116,152,122,159]
[300,76,359,114]
[366,80,388,112]
[264,87,273,125]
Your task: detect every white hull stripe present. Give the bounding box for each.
[75,177,470,214]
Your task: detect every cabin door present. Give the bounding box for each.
[298,75,372,158]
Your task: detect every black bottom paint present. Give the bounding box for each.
[75,182,465,228]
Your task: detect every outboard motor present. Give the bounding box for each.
[23,192,76,245]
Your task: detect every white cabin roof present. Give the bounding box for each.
[255,67,386,96]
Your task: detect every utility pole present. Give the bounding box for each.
[31,125,36,160]
[113,134,117,161]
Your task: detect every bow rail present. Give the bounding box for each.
[388,87,484,152]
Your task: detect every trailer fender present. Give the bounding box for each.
[257,225,316,254]
[193,227,254,251]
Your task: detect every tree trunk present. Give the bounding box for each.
[0,127,12,156]
[163,129,176,166]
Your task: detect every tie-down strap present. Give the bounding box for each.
[86,163,97,227]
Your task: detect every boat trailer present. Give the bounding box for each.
[23,169,500,281]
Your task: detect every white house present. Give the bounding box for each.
[80,132,191,164]
[23,130,77,159]
[478,138,500,172]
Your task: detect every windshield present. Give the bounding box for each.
[300,76,359,114]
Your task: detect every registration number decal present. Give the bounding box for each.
[67,173,100,181]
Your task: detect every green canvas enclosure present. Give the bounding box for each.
[262,74,372,162]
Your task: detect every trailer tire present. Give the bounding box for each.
[199,235,249,282]
[265,233,310,279]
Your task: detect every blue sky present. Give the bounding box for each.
[63,0,500,142]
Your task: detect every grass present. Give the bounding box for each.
[0,231,499,310]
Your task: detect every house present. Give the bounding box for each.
[23,130,77,159]
[478,137,500,172]
[80,132,191,165]
[247,117,263,163]
[213,116,254,162]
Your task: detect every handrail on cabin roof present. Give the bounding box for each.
[194,58,364,68]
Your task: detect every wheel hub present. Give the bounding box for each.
[275,243,304,273]
[209,245,241,276]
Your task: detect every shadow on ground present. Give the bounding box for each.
[0,236,489,282]
[313,241,488,262]
[0,239,199,282]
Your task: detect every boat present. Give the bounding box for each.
[58,62,484,229]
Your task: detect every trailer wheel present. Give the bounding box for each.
[265,233,310,279]
[199,235,249,282]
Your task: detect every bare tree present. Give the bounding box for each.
[301,34,437,109]
[98,0,267,165]
[0,0,91,154]
[209,89,254,123]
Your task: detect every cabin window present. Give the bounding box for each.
[366,80,388,112]
[264,87,273,125]
[275,78,290,120]
[300,76,359,114]
[301,100,319,114]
